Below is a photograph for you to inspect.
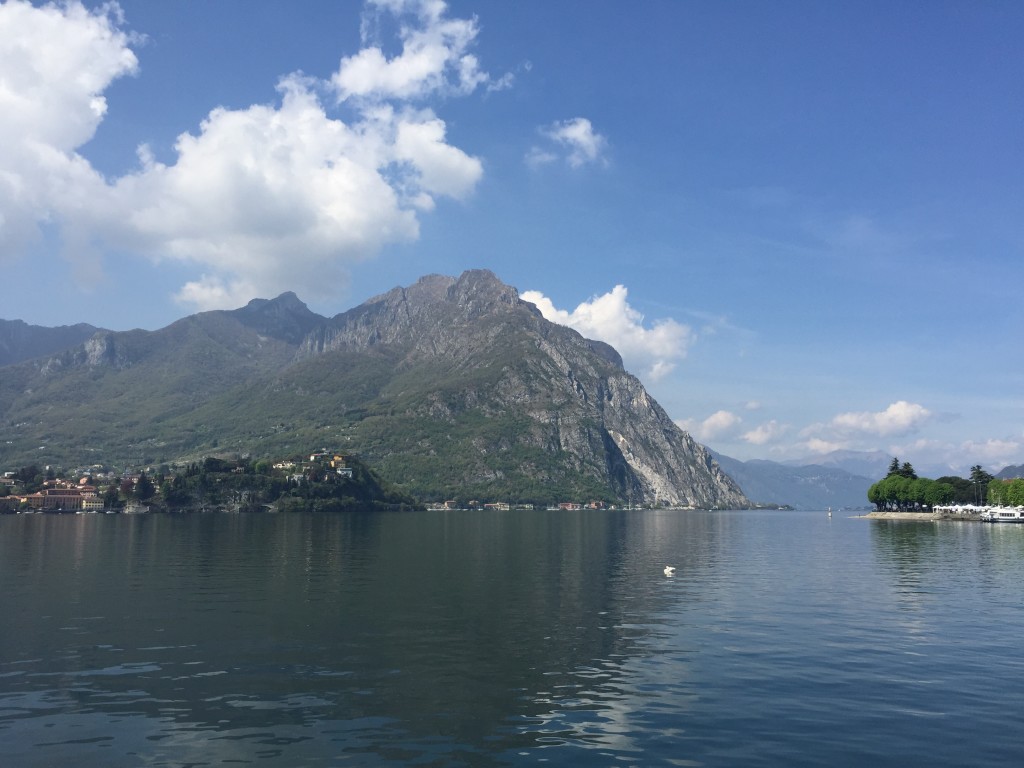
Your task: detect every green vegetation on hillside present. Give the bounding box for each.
[161,455,419,512]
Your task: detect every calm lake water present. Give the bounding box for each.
[2,509,1023,767]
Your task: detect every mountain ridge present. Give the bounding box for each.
[0,318,104,367]
[0,270,748,509]
[711,451,873,510]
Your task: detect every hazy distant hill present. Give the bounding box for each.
[0,270,748,509]
[997,464,1024,480]
[712,451,873,510]
[0,318,102,367]
[799,449,985,483]
[787,449,892,481]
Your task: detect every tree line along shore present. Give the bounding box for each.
[865,458,1024,516]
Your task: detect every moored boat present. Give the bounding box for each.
[980,507,1024,523]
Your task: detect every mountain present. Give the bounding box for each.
[788,449,892,480]
[799,449,968,481]
[997,464,1024,480]
[712,452,873,510]
[0,318,102,367]
[0,270,748,509]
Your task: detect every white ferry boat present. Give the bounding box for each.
[979,507,1024,523]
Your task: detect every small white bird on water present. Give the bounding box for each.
[664,566,676,576]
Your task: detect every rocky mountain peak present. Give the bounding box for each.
[292,270,747,508]
[360,270,520,320]
[445,269,520,316]
[304,270,531,356]
[231,291,325,345]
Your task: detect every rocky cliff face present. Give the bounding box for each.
[295,270,748,508]
[0,270,748,508]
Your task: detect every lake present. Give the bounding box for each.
[2,509,1023,767]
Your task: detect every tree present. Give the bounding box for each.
[1008,479,1024,506]
[867,482,883,510]
[937,475,975,504]
[135,471,155,501]
[887,457,901,477]
[899,462,917,480]
[909,477,930,509]
[877,474,912,510]
[969,465,993,505]
[103,484,120,508]
[970,465,993,484]
[17,464,40,483]
[925,481,954,507]
[203,457,229,474]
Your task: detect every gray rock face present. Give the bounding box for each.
[298,270,748,508]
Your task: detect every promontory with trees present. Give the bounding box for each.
[867,457,1020,512]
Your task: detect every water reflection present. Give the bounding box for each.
[5,511,1024,766]
[870,518,1024,592]
[0,510,715,765]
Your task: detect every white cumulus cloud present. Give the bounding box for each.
[688,410,742,441]
[522,285,693,381]
[1,0,493,311]
[333,0,509,102]
[528,117,608,169]
[830,400,932,437]
[801,437,846,454]
[0,0,137,262]
[743,420,787,446]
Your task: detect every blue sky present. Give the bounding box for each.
[2,0,1022,475]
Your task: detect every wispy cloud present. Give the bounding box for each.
[0,0,498,310]
[527,117,608,169]
[958,438,1022,466]
[522,285,692,381]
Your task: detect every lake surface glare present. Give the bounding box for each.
[2,509,1023,767]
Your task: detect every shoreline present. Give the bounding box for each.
[857,510,982,521]
[857,511,936,520]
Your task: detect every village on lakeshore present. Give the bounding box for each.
[0,450,649,514]
[0,450,364,515]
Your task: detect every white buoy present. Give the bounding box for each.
[664,566,676,576]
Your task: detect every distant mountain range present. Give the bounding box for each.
[785,449,892,480]
[0,270,748,508]
[794,449,970,483]
[710,452,874,511]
